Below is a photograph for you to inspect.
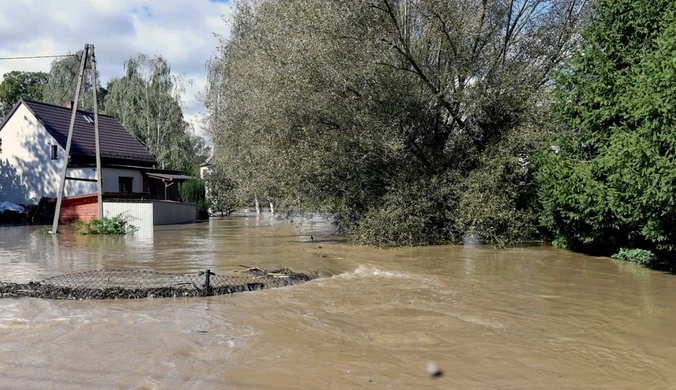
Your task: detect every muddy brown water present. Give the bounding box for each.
[1,213,676,389]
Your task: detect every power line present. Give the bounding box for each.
[0,54,77,61]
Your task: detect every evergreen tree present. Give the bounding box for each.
[537,0,676,252]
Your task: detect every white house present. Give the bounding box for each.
[0,99,189,207]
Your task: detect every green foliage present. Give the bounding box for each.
[0,70,48,118]
[72,214,138,235]
[551,236,570,249]
[347,172,462,247]
[180,178,209,219]
[203,164,239,216]
[205,0,588,246]
[41,51,103,111]
[611,248,658,267]
[104,54,209,172]
[537,0,676,254]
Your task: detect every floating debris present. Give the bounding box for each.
[427,361,443,378]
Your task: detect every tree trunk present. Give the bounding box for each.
[269,202,274,214]
[255,195,260,214]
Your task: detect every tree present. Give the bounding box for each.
[536,0,676,253]
[205,0,590,246]
[42,51,103,111]
[0,71,48,118]
[104,54,208,172]
[204,164,239,216]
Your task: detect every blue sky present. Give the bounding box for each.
[0,0,233,136]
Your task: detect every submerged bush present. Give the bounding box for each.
[611,248,658,267]
[72,214,138,235]
[347,173,462,247]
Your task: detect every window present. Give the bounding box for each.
[118,177,133,193]
[0,137,2,153]
[83,114,94,124]
[50,145,58,160]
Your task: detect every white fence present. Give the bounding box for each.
[103,200,197,237]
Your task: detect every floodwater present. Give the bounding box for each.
[1,213,676,389]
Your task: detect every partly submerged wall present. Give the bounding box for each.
[54,196,196,236]
[152,201,197,225]
[103,200,197,237]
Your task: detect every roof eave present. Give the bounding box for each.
[0,99,29,133]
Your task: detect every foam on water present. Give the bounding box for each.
[338,264,410,279]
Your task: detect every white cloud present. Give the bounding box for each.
[0,0,233,136]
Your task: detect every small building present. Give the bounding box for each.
[0,99,195,226]
[199,154,213,180]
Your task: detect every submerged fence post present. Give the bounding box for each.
[204,269,212,296]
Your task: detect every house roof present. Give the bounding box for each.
[3,99,157,167]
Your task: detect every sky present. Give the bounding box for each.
[0,0,233,137]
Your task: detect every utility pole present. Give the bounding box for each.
[51,44,88,234]
[51,43,104,233]
[89,44,104,219]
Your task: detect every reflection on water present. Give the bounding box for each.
[1,212,676,389]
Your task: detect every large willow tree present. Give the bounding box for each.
[206,0,590,246]
[105,54,208,172]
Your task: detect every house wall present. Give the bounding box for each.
[101,167,144,193]
[0,104,97,205]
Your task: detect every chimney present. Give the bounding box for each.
[66,101,74,109]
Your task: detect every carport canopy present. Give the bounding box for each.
[145,173,194,182]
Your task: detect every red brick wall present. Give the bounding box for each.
[59,195,99,224]
[59,203,98,224]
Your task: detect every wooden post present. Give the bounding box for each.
[204,269,211,296]
[51,45,88,234]
[89,44,104,219]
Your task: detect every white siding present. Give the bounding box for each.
[0,103,97,205]
[101,167,144,193]
[102,200,196,238]
[102,201,154,237]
